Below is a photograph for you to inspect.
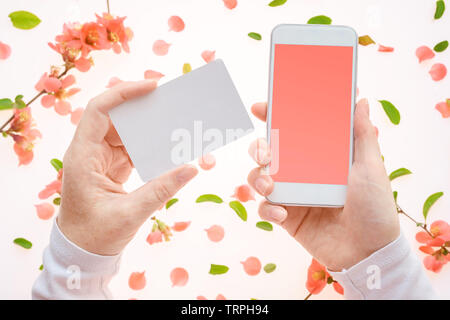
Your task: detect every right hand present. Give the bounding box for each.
[247,99,400,271]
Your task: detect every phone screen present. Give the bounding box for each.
[270,44,354,185]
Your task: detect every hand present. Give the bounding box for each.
[58,80,198,256]
[247,99,400,271]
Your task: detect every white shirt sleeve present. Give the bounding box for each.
[32,220,121,300]
[328,233,438,300]
[32,223,437,300]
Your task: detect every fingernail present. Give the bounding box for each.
[176,165,198,184]
[267,206,287,222]
[255,177,269,195]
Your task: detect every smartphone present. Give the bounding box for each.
[266,24,357,207]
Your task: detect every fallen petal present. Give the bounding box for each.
[172,221,191,232]
[128,271,146,290]
[205,225,225,242]
[201,50,216,63]
[429,63,447,81]
[170,267,189,287]
[0,41,11,60]
[416,46,435,63]
[35,203,55,220]
[435,101,450,118]
[223,0,237,10]
[106,77,123,88]
[168,16,185,32]
[144,70,164,81]
[216,294,226,300]
[146,231,163,245]
[241,257,261,276]
[197,296,207,300]
[378,45,394,52]
[231,184,255,202]
[152,40,171,56]
[198,153,216,170]
[55,100,72,115]
[41,95,56,108]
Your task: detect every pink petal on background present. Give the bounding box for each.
[106,77,123,88]
[144,70,164,81]
[55,100,72,115]
[70,108,84,125]
[75,57,91,72]
[0,41,11,60]
[41,95,56,108]
[216,294,226,300]
[201,50,216,63]
[43,77,62,93]
[241,257,261,276]
[435,101,450,118]
[152,40,171,56]
[232,184,255,202]
[429,63,447,81]
[205,225,225,242]
[198,153,216,170]
[197,295,207,300]
[128,271,146,290]
[170,267,189,287]
[38,180,62,199]
[146,230,163,245]
[168,16,185,32]
[172,221,191,232]
[223,0,237,10]
[35,203,55,220]
[415,46,435,63]
[378,45,394,52]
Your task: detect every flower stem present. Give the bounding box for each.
[0,66,71,134]
[107,0,110,14]
[396,204,433,238]
[304,292,312,300]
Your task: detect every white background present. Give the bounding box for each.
[0,0,449,300]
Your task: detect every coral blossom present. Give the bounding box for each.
[306,259,344,296]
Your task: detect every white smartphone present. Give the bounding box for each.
[266,24,358,207]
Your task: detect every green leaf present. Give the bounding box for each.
[229,200,247,221]
[196,194,223,203]
[268,0,287,7]
[9,11,41,30]
[182,63,192,74]
[166,198,178,209]
[53,197,61,205]
[423,192,444,221]
[50,158,63,172]
[359,35,375,46]
[0,98,13,110]
[307,15,332,25]
[434,0,445,19]
[209,264,229,275]
[248,32,262,40]
[13,237,32,249]
[263,263,276,273]
[379,100,400,125]
[434,40,448,52]
[39,264,43,271]
[393,191,398,202]
[13,95,26,109]
[389,168,412,181]
[256,221,273,231]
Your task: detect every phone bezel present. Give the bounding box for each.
[266,24,358,207]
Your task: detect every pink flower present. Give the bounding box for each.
[96,13,132,54]
[306,259,343,296]
[80,22,110,54]
[416,221,450,273]
[435,100,450,118]
[8,108,41,166]
[36,73,80,116]
[0,41,11,60]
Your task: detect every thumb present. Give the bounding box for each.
[353,99,382,164]
[127,164,198,218]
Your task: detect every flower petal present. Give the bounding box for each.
[172,221,191,232]
[41,94,56,108]
[435,101,450,118]
[170,267,189,287]
[416,46,435,63]
[223,0,237,10]
[144,70,164,81]
[216,294,227,300]
[128,271,146,290]
[378,45,394,52]
[152,40,170,56]
[429,63,447,81]
[198,153,216,170]
[241,257,261,276]
[231,184,255,202]
[205,225,225,242]
[55,100,72,115]
[201,50,216,63]
[70,108,84,125]
[146,231,163,245]
[61,74,76,89]
[35,203,55,220]
[74,57,92,72]
[416,231,432,243]
[168,16,185,32]
[43,77,62,92]
[0,41,12,60]
[106,76,123,88]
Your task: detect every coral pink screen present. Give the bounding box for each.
[270,44,353,185]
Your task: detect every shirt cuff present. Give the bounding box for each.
[328,233,437,299]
